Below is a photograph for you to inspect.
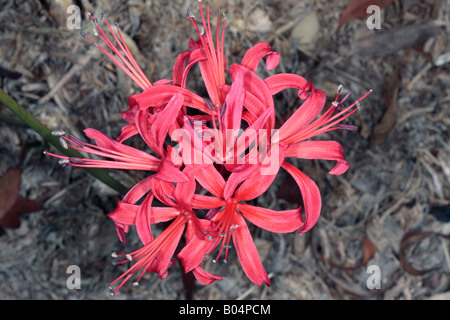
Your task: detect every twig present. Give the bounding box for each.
[38,48,97,105]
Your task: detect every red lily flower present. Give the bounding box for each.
[176,158,303,287]
[44,0,373,294]
[224,40,373,236]
[107,164,221,294]
[273,86,372,234]
[44,91,191,243]
[108,210,186,295]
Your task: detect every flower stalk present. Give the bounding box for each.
[0,88,129,195]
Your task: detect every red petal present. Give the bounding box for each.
[150,93,184,154]
[116,123,138,143]
[136,193,181,245]
[150,207,181,224]
[107,200,138,241]
[281,161,321,235]
[136,193,154,245]
[192,266,222,285]
[233,171,274,201]
[153,79,172,86]
[195,165,225,197]
[231,64,273,109]
[223,165,258,200]
[237,203,303,233]
[232,214,270,286]
[285,140,349,175]
[180,49,207,88]
[121,103,138,124]
[108,200,138,227]
[172,50,191,86]
[151,179,176,207]
[240,42,280,71]
[128,85,211,114]
[177,220,218,273]
[134,110,159,154]
[114,225,127,243]
[230,64,275,129]
[122,175,154,204]
[173,169,198,210]
[278,89,326,143]
[222,71,244,133]
[264,73,312,99]
[234,147,285,201]
[155,219,186,276]
[234,106,273,157]
[191,194,226,209]
[154,158,190,183]
[266,51,281,70]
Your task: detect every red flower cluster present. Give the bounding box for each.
[46,2,371,294]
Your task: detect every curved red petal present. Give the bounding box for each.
[116,123,138,143]
[237,203,303,233]
[195,165,225,197]
[264,73,312,99]
[153,158,189,183]
[128,85,211,114]
[151,176,177,207]
[278,89,326,143]
[134,110,159,154]
[285,140,349,175]
[150,93,184,153]
[191,194,226,209]
[230,64,275,129]
[223,165,258,200]
[192,266,222,285]
[136,193,154,245]
[281,161,321,235]
[155,219,186,276]
[266,51,280,70]
[121,103,138,124]
[122,175,154,204]
[150,206,181,224]
[177,220,218,273]
[222,71,244,133]
[232,214,270,286]
[108,200,138,227]
[172,50,191,87]
[240,42,280,72]
[234,146,284,201]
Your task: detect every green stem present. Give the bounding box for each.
[0,88,129,195]
[0,111,28,127]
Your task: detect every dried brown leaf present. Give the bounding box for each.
[399,230,450,276]
[370,60,399,148]
[361,236,377,266]
[337,0,395,34]
[316,235,377,271]
[0,168,22,215]
[354,20,443,58]
[0,167,44,229]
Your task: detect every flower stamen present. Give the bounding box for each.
[81,13,152,91]
[45,133,160,171]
